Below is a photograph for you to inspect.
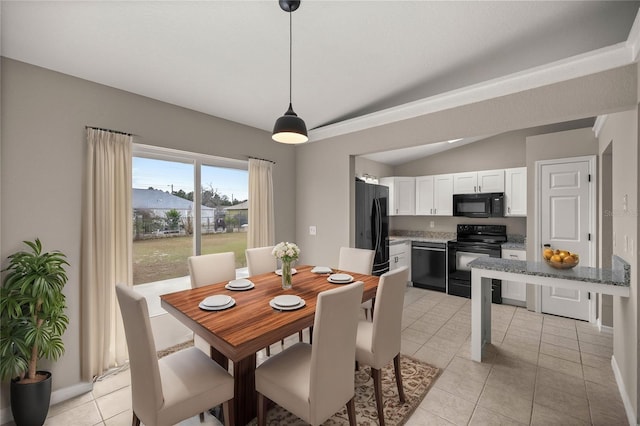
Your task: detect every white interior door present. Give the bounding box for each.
[538,157,595,321]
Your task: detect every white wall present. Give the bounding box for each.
[0,58,297,411]
[597,109,639,425]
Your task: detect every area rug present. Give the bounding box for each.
[248,355,440,426]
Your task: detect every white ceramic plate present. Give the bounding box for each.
[328,273,353,282]
[327,277,354,284]
[269,299,305,311]
[201,294,232,307]
[311,266,333,274]
[275,268,297,276]
[272,295,303,307]
[226,278,253,289]
[199,298,235,311]
[225,282,254,291]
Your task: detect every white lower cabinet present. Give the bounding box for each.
[389,241,411,281]
[501,248,526,305]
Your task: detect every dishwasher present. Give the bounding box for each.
[411,241,447,292]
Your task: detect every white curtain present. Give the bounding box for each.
[248,158,275,248]
[81,127,132,381]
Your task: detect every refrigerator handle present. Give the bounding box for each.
[373,198,381,253]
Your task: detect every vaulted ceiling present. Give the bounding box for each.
[2,0,639,158]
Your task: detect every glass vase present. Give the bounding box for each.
[281,260,293,290]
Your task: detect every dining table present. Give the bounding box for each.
[159,264,380,426]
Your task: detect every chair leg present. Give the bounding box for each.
[223,399,234,426]
[265,345,271,356]
[372,367,385,426]
[132,412,141,426]
[393,353,406,403]
[298,330,303,342]
[257,392,269,426]
[199,412,205,422]
[309,326,314,344]
[346,396,357,426]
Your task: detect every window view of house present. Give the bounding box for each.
[132,154,248,285]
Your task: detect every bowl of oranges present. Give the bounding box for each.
[543,247,579,269]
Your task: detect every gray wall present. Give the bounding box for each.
[0,58,297,401]
[597,109,638,423]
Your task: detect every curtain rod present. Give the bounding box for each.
[248,156,276,164]
[86,126,134,137]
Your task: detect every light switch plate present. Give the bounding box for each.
[309,225,317,236]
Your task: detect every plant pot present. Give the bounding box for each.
[11,371,52,426]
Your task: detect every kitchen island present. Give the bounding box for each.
[469,256,630,362]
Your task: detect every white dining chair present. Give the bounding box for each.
[115,284,235,426]
[188,252,237,354]
[245,246,277,276]
[255,281,364,426]
[355,266,409,426]
[338,246,375,320]
[246,246,303,354]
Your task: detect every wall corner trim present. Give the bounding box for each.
[593,115,609,138]
[611,354,638,426]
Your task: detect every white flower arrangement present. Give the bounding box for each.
[272,242,300,263]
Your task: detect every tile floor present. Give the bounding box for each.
[37,287,628,426]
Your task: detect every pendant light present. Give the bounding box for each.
[272,0,308,144]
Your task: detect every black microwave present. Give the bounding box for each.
[453,192,504,218]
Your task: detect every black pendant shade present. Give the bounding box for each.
[272,0,308,144]
[273,103,308,144]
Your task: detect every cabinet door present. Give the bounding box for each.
[433,174,453,216]
[505,167,527,216]
[415,176,435,215]
[453,172,477,194]
[501,249,527,303]
[394,178,416,215]
[477,169,505,193]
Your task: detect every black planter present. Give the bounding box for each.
[10,371,52,426]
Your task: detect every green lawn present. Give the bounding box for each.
[133,232,247,285]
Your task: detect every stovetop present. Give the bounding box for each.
[454,224,507,245]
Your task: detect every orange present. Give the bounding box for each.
[543,248,554,260]
[550,254,562,263]
[563,255,577,265]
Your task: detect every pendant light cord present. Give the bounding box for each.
[289,10,293,105]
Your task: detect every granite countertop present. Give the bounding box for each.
[389,236,452,244]
[469,255,630,288]
[502,242,526,250]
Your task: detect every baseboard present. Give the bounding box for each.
[611,355,638,426]
[596,318,614,334]
[1,382,93,425]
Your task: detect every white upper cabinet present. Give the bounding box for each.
[453,169,505,194]
[379,177,415,216]
[416,174,453,215]
[505,167,527,216]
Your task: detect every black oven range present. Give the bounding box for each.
[447,224,506,301]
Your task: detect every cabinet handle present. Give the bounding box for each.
[479,186,481,192]
[508,207,511,213]
[430,208,433,214]
[474,186,476,192]
[434,208,437,214]
[509,254,518,258]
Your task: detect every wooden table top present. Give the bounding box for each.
[160,265,380,361]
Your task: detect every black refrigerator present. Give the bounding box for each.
[355,179,389,276]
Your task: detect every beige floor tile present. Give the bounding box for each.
[582,364,617,388]
[580,351,611,369]
[535,366,587,399]
[402,327,434,344]
[420,387,476,426]
[579,341,613,358]
[401,338,423,356]
[413,345,456,369]
[543,315,577,330]
[408,318,446,335]
[477,382,532,425]
[404,407,456,426]
[48,391,95,418]
[585,380,627,418]
[469,406,527,426]
[541,332,580,351]
[446,356,492,383]
[537,353,583,379]
[494,342,539,366]
[424,334,465,354]
[435,327,470,343]
[504,326,541,342]
[542,323,577,340]
[94,387,131,421]
[103,410,133,426]
[539,341,581,363]
[575,321,602,335]
[530,403,589,426]
[433,369,485,403]
[577,330,613,347]
[485,366,536,400]
[534,382,590,421]
[44,400,103,426]
[92,369,131,399]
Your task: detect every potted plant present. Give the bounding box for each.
[0,239,69,426]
